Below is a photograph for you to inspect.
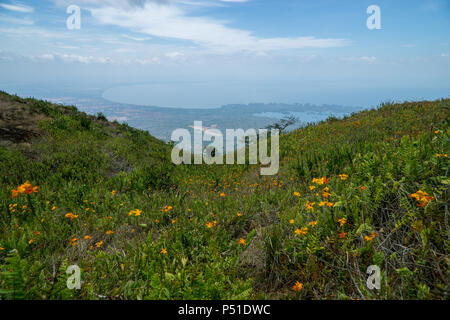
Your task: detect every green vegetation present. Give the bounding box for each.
[0,90,448,300]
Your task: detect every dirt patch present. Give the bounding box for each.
[0,100,48,144]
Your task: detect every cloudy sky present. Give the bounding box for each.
[0,0,449,107]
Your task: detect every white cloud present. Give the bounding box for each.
[0,3,34,13]
[89,2,349,53]
[441,53,449,57]
[0,14,34,25]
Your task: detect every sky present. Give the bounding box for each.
[0,0,449,108]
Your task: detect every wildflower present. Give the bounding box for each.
[409,190,434,207]
[51,206,57,211]
[434,130,440,134]
[309,185,316,190]
[95,241,103,248]
[0,247,5,251]
[295,227,308,236]
[309,221,318,228]
[305,201,315,210]
[312,177,330,185]
[238,238,246,246]
[364,232,377,242]
[318,201,327,207]
[219,192,226,198]
[206,222,213,228]
[237,212,242,217]
[322,187,331,198]
[155,219,160,224]
[84,235,91,240]
[128,209,142,216]
[337,217,347,227]
[436,153,448,158]
[339,174,349,181]
[28,238,36,245]
[161,248,167,254]
[106,230,114,235]
[339,231,347,239]
[293,192,301,197]
[171,219,176,224]
[65,213,79,220]
[360,186,366,191]
[292,281,303,292]
[111,190,116,196]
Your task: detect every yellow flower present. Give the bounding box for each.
[305,201,315,210]
[161,248,167,254]
[219,192,226,198]
[95,241,103,248]
[171,219,176,224]
[106,230,114,235]
[237,212,242,217]
[238,238,246,246]
[289,219,295,224]
[206,222,213,228]
[312,177,330,185]
[292,281,303,292]
[309,221,318,228]
[28,238,36,245]
[436,153,448,158]
[309,185,316,190]
[295,227,308,236]
[84,235,91,240]
[338,217,347,227]
[293,192,301,197]
[111,190,116,196]
[339,174,348,181]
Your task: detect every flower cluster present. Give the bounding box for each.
[409,190,434,207]
[11,181,38,199]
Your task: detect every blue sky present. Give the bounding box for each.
[0,0,449,107]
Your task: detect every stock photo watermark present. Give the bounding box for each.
[66,5,81,30]
[64,4,381,31]
[66,265,81,290]
[171,122,280,176]
[366,265,381,290]
[367,5,382,30]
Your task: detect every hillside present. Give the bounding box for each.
[0,91,448,300]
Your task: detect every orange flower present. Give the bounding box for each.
[106,230,114,235]
[339,174,348,181]
[206,222,213,228]
[238,238,246,246]
[293,192,301,197]
[360,186,366,191]
[309,221,318,228]
[339,231,347,239]
[292,281,303,292]
[364,232,377,242]
[65,213,79,220]
[84,235,92,240]
[219,192,226,198]
[161,248,167,254]
[295,227,308,236]
[289,219,295,224]
[312,177,330,185]
[305,201,315,210]
[337,217,347,227]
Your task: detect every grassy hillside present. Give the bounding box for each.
[0,91,448,300]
